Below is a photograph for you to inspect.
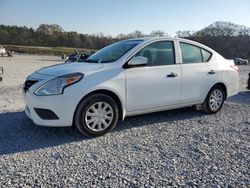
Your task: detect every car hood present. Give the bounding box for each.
[36,62,104,77]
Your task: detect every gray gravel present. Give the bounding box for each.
[0,55,249,187]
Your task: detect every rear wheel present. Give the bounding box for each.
[202,86,225,114]
[74,94,119,137]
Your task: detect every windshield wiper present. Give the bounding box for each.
[85,59,99,63]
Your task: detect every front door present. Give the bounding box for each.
[125,41,182,112]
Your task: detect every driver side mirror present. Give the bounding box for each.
[128,56,148,66]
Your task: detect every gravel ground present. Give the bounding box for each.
[0,55,249,187]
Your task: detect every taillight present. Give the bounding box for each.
[230,65,239,74]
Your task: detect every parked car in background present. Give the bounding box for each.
[0,46,6,55]
[0,46,13,57]
[234,58,248,65]
[0,66,3,81]
[65,50,95,63]
[23,37,239,137]
[65,53,82,63]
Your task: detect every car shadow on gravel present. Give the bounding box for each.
[0,111,85,155]
[227,90,250,105]
[114,107,205,132]
[0,107,205,155]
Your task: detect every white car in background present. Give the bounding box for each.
[0,46,13,57]
[23,38,239,137]
[0,46,6,55]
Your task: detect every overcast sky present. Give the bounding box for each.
[0,0,249,36]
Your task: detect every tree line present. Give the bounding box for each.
[177,22,250,59]
[0,24,115,49]
[0,24,169,50]
[0,21,250,59]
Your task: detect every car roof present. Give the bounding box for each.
[128,37,216,53]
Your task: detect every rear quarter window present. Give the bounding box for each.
[201,48,212,62]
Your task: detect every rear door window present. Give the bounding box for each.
[180,42,212,64]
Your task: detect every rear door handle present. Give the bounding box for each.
[166,72,178,78]
[208,70,216,74]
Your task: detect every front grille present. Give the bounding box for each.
[23,80,38,93]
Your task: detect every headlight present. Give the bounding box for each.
[34,73,83,96]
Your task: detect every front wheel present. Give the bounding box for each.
[202,86,225,114]
[74,94,119,137]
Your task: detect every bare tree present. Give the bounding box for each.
[150,30,170,37]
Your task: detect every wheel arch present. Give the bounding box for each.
[74,89,125,122]
[208,82,228,99]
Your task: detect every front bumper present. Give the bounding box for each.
[23,90,75,127]
[22,71,85,127]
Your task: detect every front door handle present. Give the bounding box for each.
[208,70,216,74]
[166,72,178,78]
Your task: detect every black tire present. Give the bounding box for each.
[74,94,119,137]
[202,85,226,114]
[6,51,13,57]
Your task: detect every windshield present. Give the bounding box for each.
[86,40,143,63]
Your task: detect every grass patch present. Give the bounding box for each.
[3,45,92,56]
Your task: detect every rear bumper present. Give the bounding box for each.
[227,76,240,97]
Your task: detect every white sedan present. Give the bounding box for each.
[23,38,239,137]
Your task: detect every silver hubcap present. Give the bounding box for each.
[209,89,223,111]
[85,102,114,132]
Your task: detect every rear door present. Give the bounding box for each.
[179,42,217,104]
